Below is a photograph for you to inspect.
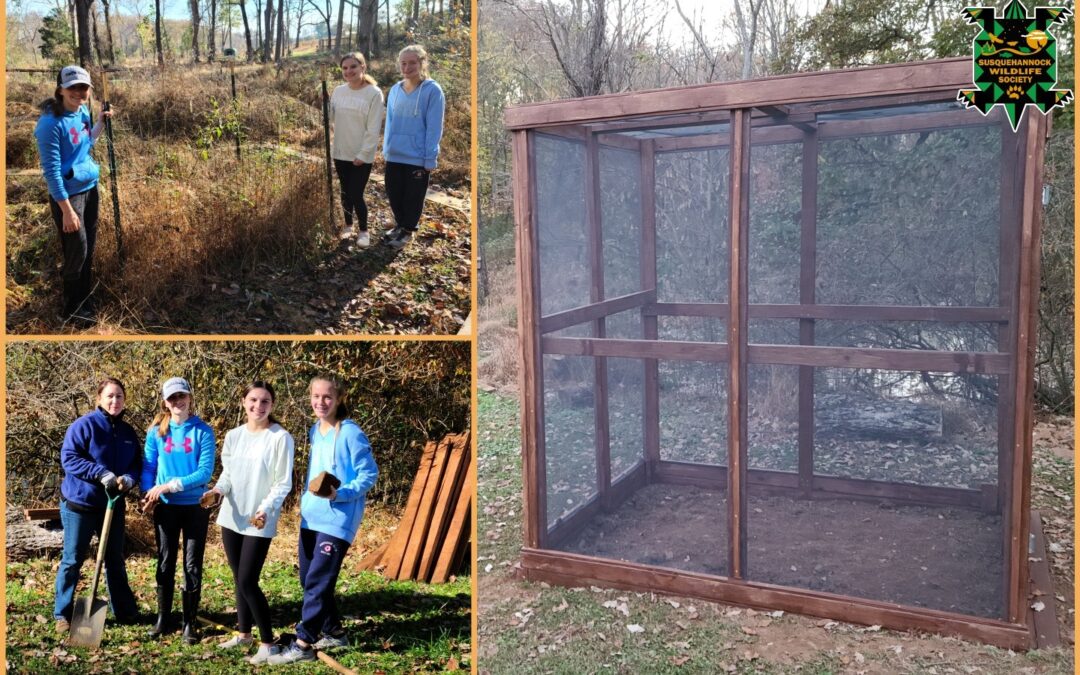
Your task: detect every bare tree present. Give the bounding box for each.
[154,0,164,64]
[238,0,254,60]
[91,0,106,63]
[535,0,610,97]
[732,0,764,79]
[101,0,117,62]
[74,0,95,64]
[190,0,202,61]
[359,0,376,58]
[208,0,217,60]
[274,0,285,61]
[334,0,345,54]
[306,0,333,51]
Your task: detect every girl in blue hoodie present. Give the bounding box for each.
[381,45,445,249]
[140,377,216,645]
[268,374,378,665]
[33,65,114,323]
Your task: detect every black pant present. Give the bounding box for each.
[333,160,374,230]
[384,161,430,233]
[49,187,98,315]
[295,528,350,643]
[153,503,209,593]
[221,527,274,643]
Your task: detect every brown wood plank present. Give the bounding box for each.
[356,540,390,571]
[816,108,997,140]
[396,438,453,580]
[545,496,602,551]
[543,336,731,362]
[505,59,973,129]
[431,460,475,584]
[1008,113,1047,623]
[585,133,612,511]
[728,108,751,579]
[586,109,731,134]
[798,128,818,499]
[539,291,654,334]
[1026,510,1061,647]
[513,129,547,549]
[381,440,438,579]
[640,140,661,481]
[646,302,1009,323]
[519,548,1030,650]
[654,461,986,510]
[748,344,1010,374]
[24,508,61,521]
[607,462,647,512]
[416,433,470,582]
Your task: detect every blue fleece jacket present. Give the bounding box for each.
[141,415,216,505]
[382,79,445,170]
[299,419,378,543]
[60,408,141,510]
[34,104,100,201]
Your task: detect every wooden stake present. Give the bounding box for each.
[320,65,336,230]
[101,70,124,273]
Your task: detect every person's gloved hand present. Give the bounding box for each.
[100,472,119,492]
[117,476,135,493]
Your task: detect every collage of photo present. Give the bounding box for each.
[3,0,1076,672]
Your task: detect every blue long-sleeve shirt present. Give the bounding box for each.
[34,105,100,201]
[299,419,378,543]
[383,79,445,170]
[141,415,216,505]
[60,408,141,510]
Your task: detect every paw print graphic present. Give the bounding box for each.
[1007,85,1024,100]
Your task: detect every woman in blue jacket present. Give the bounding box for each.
[33,65,113,323]
[382,44,445,249]
[54,377,141,635]
[269,374,378,665]
[140,377,216,644]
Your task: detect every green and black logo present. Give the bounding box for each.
[958,0,1072,131]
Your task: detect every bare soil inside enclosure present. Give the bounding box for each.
[562,482,1003,619]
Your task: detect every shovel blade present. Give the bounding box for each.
[67,597,108,648]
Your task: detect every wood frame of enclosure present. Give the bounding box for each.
[507,58,1049,650]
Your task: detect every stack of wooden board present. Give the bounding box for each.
[357,431,472,583]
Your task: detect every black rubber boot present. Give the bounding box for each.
[182,590,200,645]
[61,279,81,319]
[148,584,174,638]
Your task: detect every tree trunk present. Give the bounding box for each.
[274,0,284,62]
[75,0,95,65]
[190,0,201,62]
[261,0,273,62]
[294,0,303,48]
[359,0,375,60]
[334,0,345,56]
[101,0,116,63]
[208,0,217,61]
[240,0,254,60]
[154,0,164,65]
[410,0,418,29]
[68,0,79,59]
[253,0,262,52]
[91,0,105,64]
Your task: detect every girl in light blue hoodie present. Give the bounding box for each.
[140,377,216,645]
[381,44,445,249]
[268,374,378,666]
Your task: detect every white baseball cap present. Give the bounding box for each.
[162,377,193,400]
[58,65,93,89]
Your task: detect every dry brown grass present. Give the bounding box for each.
[478,263,519,391]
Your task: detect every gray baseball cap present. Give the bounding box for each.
[162,377,192,400]
[58,65,93,89]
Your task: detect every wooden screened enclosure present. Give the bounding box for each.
[506,58,1053,649]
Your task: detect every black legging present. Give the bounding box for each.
[221,526,273,643]
[384,161,430,233]
[333,159,374,231]
[153,502,209,593]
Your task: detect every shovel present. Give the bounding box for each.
[68,490,121,648]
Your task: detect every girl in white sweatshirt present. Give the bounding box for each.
[330,52,385,248]
[204,381,294,664]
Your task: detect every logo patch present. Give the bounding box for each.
[163,437,193,454]
[320,542,335,556]
[958,0,1073,130]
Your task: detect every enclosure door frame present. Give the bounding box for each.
[510,58,1047,648]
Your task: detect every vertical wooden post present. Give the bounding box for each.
[320,65,336,231]
[1007,113,1047,623]
[997,120,1021,618]
[728,109,751,579]
[640,140,660,481]
[586,133,612,508]
[513,130,547,549]
[797,127,818,497]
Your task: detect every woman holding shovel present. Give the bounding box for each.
[268,374,378,665]
[202,381,294,665]
[140,377,216,645]
[330,52,385,248]
[34,65,115,324]
[54,377,140,636]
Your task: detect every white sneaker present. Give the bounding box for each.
[341,226,355,239]
[266,642,314,664]
[218,634,254,650]
[357,230,371,248]
[249,643,281,664]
